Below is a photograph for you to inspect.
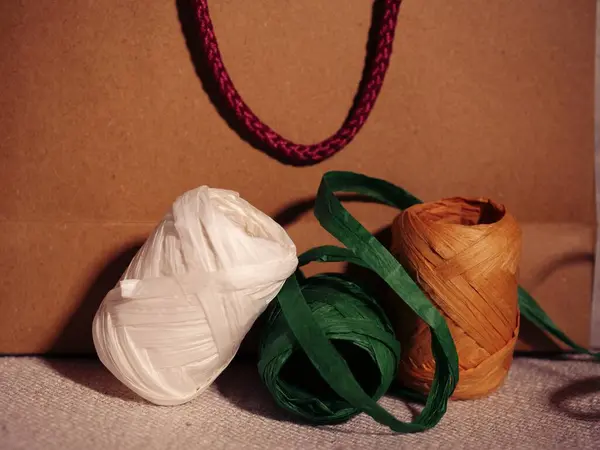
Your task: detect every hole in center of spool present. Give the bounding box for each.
[279,340,381,407]
[417,198,505,227]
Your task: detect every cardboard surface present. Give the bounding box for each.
[0,0,596,354]
[591,3,600,349]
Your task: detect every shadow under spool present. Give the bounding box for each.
[389,197,522,400]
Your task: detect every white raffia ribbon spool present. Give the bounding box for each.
[92,186,298,406]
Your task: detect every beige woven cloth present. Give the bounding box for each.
[1,356,598,449]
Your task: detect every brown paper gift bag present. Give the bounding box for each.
[0,0,596,354]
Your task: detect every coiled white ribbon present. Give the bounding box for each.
[92,186,297,405]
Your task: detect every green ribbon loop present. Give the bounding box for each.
[318,170,599,360]
[272,172,459,432]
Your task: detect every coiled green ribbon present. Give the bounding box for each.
[259,272,400,424]
[258,171,599,433]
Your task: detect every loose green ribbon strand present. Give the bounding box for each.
[518,287,599,359]
[313,171,600,361]
[261,171,459,432]
[263,170,599,434]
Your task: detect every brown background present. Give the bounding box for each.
[0,0,596,354]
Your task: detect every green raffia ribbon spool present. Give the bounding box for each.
[257,171,599,433]
[259,273,400,424]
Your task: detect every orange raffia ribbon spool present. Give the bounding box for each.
[390,197,521,400]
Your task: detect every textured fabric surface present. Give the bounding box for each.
[0,356,598,449]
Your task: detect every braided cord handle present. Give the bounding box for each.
[193,0,402,164]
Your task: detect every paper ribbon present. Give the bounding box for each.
[93,186,298,405]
